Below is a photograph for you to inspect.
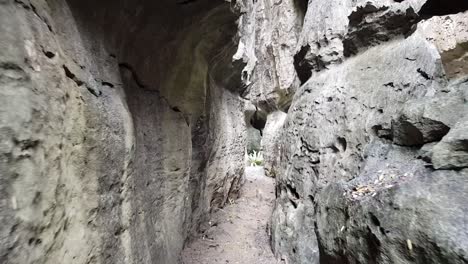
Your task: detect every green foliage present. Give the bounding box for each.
[248,150,263,166]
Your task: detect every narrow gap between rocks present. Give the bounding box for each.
[183,108,278,263]
[5,0,468,263]
[182,166,280,264]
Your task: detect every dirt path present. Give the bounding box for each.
[182,166,280,264]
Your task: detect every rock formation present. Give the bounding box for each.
[246,0,468,263]
[1,0,467,263]
[1,0,246,263]
[262,111,287,178]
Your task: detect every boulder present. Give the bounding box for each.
[432,116,468,169]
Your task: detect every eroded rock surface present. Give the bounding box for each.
[262,0,468,263]
[2,0,468,263]
[1,0,246,264]
[262,111,287,178]
[419,11,468,79]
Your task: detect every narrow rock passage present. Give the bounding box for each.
[182,167,280,264]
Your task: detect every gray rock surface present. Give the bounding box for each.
[1,0,246,264]
[2,0,468,263]
[264,0,468,263]
[419,11,468,79]
[262,111,287,178]
[234,0,304,111]
[432,115,468,169]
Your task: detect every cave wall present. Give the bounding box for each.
[233,0,468,263]
[0,0,246,263]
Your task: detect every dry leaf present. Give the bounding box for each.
[407,239,413,251]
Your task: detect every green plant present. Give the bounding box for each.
[248,150,264,166]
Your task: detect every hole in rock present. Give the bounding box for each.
[294,45,313,84]
[43,50,55,59]
[249,108,267,136]
[328,145,340,153]
[419,0,468,18]
[372,125,393,140]
[246,107,267,158]
[365,226,382,261]
[308,195,315,203]
[417,68,431,80]
[369,213,381,227]
[63,65,83,86]
[379,227,387,235]
[336,137,347,152]
[286,184,300,200]
[101,81,114,88]
[289,198,298,208]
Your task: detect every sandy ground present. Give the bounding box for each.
[182,166,281,264]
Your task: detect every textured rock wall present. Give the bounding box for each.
[234,0,305,111]
[233,0,306,179]
[262,111,287,178]
[3,0,468,263]
[234,0,468,263]
[0,0,246,263]
[1,1,133,263]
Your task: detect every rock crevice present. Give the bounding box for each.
[1,0,468,264]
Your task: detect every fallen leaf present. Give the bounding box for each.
[407,239,413,251]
